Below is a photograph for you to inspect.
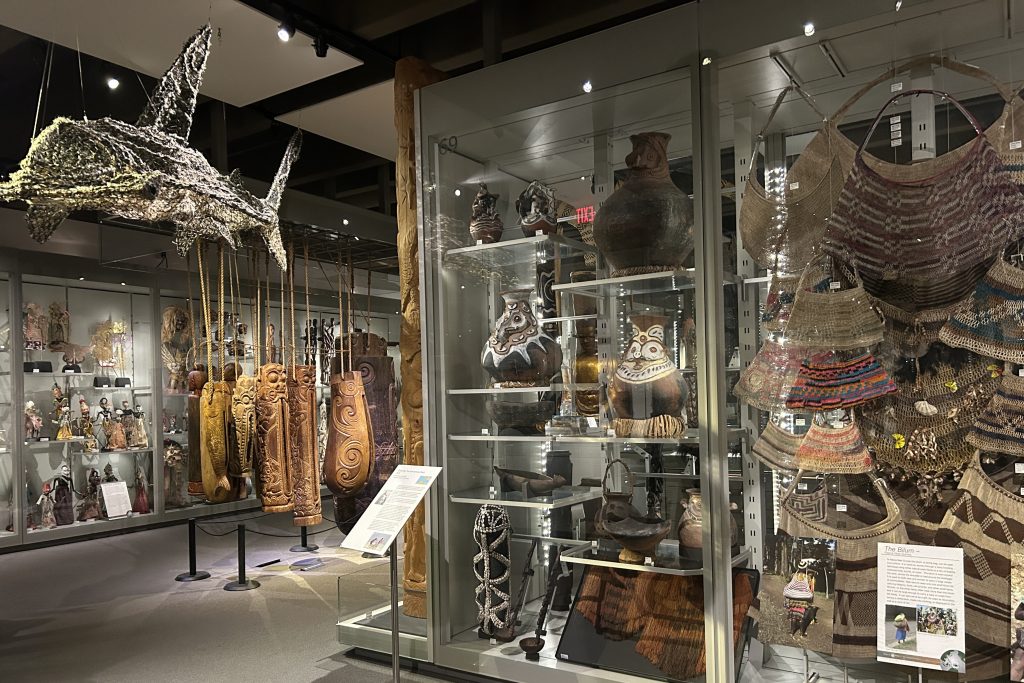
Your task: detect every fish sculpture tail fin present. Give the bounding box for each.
[25,204,70,242]
[261,130,301,273]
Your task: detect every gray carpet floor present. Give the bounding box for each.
[0,503,449,682]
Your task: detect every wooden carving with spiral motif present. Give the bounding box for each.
[324,370,374,498]
[287,364,322,525]
[230,373,257,479]
[200,380,233,503]
[256,362,293,512]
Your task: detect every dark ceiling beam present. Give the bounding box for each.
[253,62,393,118]
[319,0,477,41]
[288,157,390,186]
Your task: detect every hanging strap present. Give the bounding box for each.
[833,54,1014,126]
[197,243,213,376]
[602,458,634,497]
[748,82,827,176]
[857,89,984,155]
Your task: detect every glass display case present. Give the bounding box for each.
[368,2,1024,682]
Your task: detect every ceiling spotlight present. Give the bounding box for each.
[580,176,586,181]
[454,188,461,197]
[78,277,85,281]
[342,218,350,226]
[895,0,903,10]
[701,57,712,66]
[313,35,329,58]
[120,282,126,286]
[582,80,593,93]
[106,76,120,90]
[803,22,815,37]
[277,23,295,42]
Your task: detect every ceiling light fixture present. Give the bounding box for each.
[277,23,295,42]
[895,0,903,10]
[803,22,815,37]
[582,80,593,93]
[120,282,126,286]
[342,218,350,226]
[454,188,461,197]
[78,277,85,281]
[106,76,120,90]
[701,57,712,66]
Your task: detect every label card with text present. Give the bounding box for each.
[341,465,442,556]
[100,481,132,519]
[876,544,965,673]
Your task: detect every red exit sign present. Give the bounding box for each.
[576,205,596,224]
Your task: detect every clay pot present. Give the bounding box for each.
[468,183,503,243]
[597,459,670,561]
[592,132,693,276]
[609,313,685,419]
[677,488,739,553]
[481,289,562,387]
[494,467,567,496]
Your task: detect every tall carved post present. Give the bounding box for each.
[395,57,445,618]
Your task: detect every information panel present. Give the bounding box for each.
[876,543,966,673]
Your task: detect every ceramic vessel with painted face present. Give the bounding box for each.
[481,289,562,387]
[609,313,685,420]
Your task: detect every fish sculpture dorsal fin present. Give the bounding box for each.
[264,130,302,213]
[136,24,212,139]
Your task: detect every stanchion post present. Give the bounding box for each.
[175,518,211,582]
[390,539,400,683]
[290,524,319,553]
[224,523,260,591]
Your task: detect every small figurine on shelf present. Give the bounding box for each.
[163,439,186,508]
[119,401,135,447]
[102,462,120,483]
[131,404,149,449]
[168,414,179,433]
[37,483,56,529]
[77,468,102,522]
[469,183,504,244]
[23,302,45,351]
[24,400,42,440]
[77,398,97,452]
[47,302,70,352]
[52,463,74,526]
[132,466,150,514]
[55,405,74,441]
[108,409,128,451]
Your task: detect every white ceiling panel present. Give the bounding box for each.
[0,0,362,107]
[277,80,397,160]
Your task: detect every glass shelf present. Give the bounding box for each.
[448,427,743,444]
[91,385,151,392]
[553,268,740,297]
[448,484,602,509]
[444,233,595,269]
[446,383,598,395]
[24,438,85,448]
[560,540,751,576]
[13,371,96,379]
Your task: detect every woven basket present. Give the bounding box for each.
[940,257,1024,362]
[793,417,874,474]
[739,87,845,273]
[872,295,963,366]
[733,338,804,411]
[784,259,884,350]
[751,420,803,472]
[785,351,896,411]
[967,373,1024,456]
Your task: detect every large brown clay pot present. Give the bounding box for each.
[481,289,562,387]
[592,132,693,276]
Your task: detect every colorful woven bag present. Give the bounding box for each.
[939,257,1024,362]
[793,417,873,474]
[786,351,896,411]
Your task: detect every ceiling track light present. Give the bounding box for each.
[106,76,120,90]
[803,21,815,37]
[313,35,329,58]
[277,22,295,42]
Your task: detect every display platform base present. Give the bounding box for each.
[613,415,686,438]
[289,543,320,552]
[224,579,260,591]
[175,570,210,582]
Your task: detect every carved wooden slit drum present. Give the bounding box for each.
[256,362,293,512]
[288,364,322,525]
[324,370,375,500]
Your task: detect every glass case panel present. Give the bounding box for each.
[0,275,14,541]
[21,276,155,534]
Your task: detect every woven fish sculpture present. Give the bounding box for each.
[0,25,298,271]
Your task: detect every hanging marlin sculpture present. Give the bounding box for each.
[0,24,299,271]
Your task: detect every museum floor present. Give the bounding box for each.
[0,500,444,683]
